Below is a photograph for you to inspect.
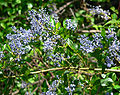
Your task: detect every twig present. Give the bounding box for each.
[30,67,120,74]
[32,59,39,67]
[69,8,76,19]
[32,56,55,79]
[12,90,19,95]
[77,29,115,34]
[38,73,42,93]
[2,67,120,78]
[31,87,38,94]
[32,80,43,85]
[26,62,33,68]
[55,0,76,14]
[45,79,51,88]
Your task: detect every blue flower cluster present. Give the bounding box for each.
[65,84,76,95]
[7,9,64,63]
[77,29,120,67]
[6,27,34,58]
[21,81,29,89]
[0,51,4,61]
[43,34,60,52]
[28,9,59,36]
[43,80,62,95]
[105,33,120,67]
[77,33,103,53]
[65,19,77,31]
[89,5,110,20]
[47,53,64,67]
[28,9,61,55]
[105,56,114,67]
[106,92,113,95]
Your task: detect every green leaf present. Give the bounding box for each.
[101,74,106,78]
[7,22,14,26]
[104,19,120,26]
[27,49,34,57]
[117,29,120,37]
[101,28,106,37]
[2,44,6,51]
[35,48,42,56]
[24,70,30,76]
[92,24,98,30]
[111,66,119,70]
[18,10,21,15]
[16,0,21,3]
[6,44,11,52]
[0,32,3,37]
[63,19,66,28]
[27,3,33,9]
[91,18,94,24]
[56,22,61,30]
[1,23,6,29]
[111,13,117,19]
[110,7,119,14]
[28,78,35,83]
[114,85,120,90]
[112,73,117,81]
[0,2,8,7]
[17,82,21,88]
[64,70,70,74]
[67,38,78,51]
[101,78,113,86]
[78,10,85,14]
[110,7,115,12]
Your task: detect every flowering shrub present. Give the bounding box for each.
[0,2,120,95]
[89,5,111,20]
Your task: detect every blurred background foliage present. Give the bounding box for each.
[0,0,120,43]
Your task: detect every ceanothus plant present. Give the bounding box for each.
[89,5,111,20]
[0,5,120,95]
[77,30,120,67]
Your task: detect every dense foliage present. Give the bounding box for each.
[0,0,120,94]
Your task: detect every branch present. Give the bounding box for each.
[55,0,76,14]
[12,89,19,95]
[2,67,120,78]
[30,67,120,74]
[77,29,115,34]
[69,8,76,19]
